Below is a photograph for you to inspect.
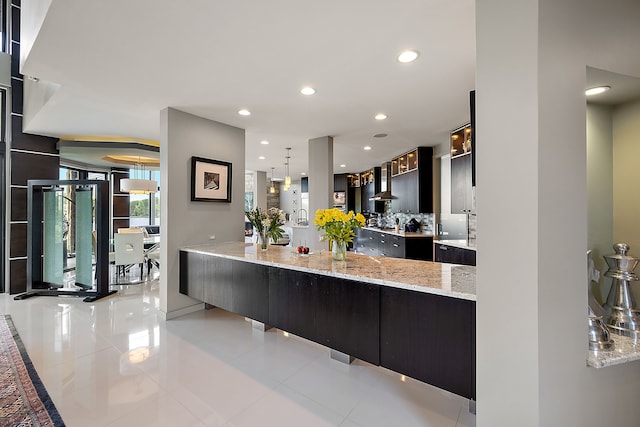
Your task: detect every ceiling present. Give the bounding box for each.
[21,0,476,178]
[20,2,640,180]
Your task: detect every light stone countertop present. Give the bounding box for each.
[182,241,476,301]
[435,239,477,251]
[587,334,640,368]
[361,227,435,239]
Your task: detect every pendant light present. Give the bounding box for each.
[284,148,291,191]
[120,158,157,194]
[269,167,276,194]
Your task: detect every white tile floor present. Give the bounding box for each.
[0,280,476,427]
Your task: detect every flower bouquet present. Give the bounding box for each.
[314,208,365,261]
[245,207,285,250]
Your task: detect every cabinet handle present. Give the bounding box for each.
[393,244,399,247]
[440,246,448,250]
[380,240,385,243]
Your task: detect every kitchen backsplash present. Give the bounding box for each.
[380,212,435,233]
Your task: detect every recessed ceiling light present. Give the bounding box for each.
[585,86,611,96]
[301,172,307,176]
[258,156,265,160]
[301,86,316,95]
[364,146,372,151]
[398,50,419,63]
[238,109,251,116]
[260,140,269,145]
[340,164,346,168]
[375,113,387,121]
[374,133,388,138]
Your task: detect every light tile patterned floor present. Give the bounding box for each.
[0,280,476,427]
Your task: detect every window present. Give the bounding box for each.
[129,170,160,227]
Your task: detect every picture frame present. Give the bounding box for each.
[191,156,232,202]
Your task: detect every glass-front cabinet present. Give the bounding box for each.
[391,149,418,177]
[450,123,472,158]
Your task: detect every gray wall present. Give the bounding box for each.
[613,99,640,251]
[587,103,613,303]
[477,0,640,426]
[159,108,245,319]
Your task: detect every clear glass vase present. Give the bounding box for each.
[258,229,269,251]
[331,240,347,261]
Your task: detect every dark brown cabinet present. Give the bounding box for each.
[380,286,475,399]
[360,167,384,214]
[451,153,473,214]
[180,249,475,400]
[391,147,433,214]
[355,228,433,261]
[434,243,476,266]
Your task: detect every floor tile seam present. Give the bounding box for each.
[225,382,349,427]
[54,371,170,424]
[102,388,197,427]
[276,381,358,419]
[166,377,278,426]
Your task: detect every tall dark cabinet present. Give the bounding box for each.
[391,147,433,214]
[360,167,383,214]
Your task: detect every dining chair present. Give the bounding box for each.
[113,232,145,283]
[146,244,160,276]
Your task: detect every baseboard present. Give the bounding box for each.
[159,302,205,320]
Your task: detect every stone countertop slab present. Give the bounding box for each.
[361,227,435,239]
[587,334,640,368]
[435,239,477,251]
[182,241,476,301]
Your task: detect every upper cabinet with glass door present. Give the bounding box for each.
[450,123,472,158]
[391,149,418,176]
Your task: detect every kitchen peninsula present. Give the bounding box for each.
[180,242,476,400]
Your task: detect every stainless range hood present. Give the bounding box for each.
[371,162,396,200]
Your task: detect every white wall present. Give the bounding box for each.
[477,1,640,426]
[159,108,245,319]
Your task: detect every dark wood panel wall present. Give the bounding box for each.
[7,0,60,293]
[111,168,130,233]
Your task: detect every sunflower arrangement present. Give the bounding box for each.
[314,208,365,244]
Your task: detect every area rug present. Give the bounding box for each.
[0,315,65,426]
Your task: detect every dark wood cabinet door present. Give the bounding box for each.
[380,286,475,399]
[179,251,205,301]
[268,268,318,340]
[314,276,380,364]
[451,154,472,214]
[203,255,233,310]
[334,173,347,192]
[232,260,269,323]
[405,237,432,261]
[268,268,380,365]
[434,244,475,266]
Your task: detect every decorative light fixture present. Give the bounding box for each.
[284,148,292,191]
[269,167,276,194]
[120,158,157,194]
[585,85,611,96]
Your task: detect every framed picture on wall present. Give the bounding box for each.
[191,156,232,202]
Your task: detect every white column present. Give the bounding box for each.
[160,108,245,319]
[255,170,267,211]
[477,0,640,426]
[308,136,333,250]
